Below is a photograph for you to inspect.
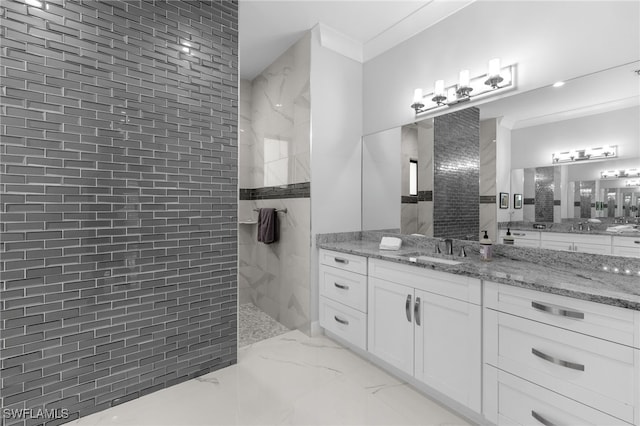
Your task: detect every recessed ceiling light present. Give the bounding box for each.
[552,81,565,88]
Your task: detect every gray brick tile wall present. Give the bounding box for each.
[0,0,238,424]
[433,108,480,240]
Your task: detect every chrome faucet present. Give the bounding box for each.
[578,222,584,231]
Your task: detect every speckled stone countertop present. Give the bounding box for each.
[317,231,640,311]
[499,220,640,237]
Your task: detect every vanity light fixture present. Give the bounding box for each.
[431,80,447,106]
[484,58,504,88]
[456,70,473,98]
[600,167,639,179]
[410,59,516,115]
[552,145,617,164]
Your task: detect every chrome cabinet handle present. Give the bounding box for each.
[334,257,349,264]
[531,348,584,371]
[513,232,525,236]
[531,410,557,426]
[634,240,640,244]
[334,282,350,290]
[334,315,349,325]
[414,297,421,326]
[531,301,584,319]
[405,294,412,322]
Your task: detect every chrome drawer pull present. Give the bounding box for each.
[531,301,584,320]
[334,282,350,290]
[531,348,584,371]
[414,297,421,326]
[513,232,526,236]
[334,257,349,264]
[334,315,349,326]
[634,240,640,244]
[531,410,557,426]
[405,294,412,322]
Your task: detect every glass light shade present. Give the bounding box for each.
[459,70,470,88]
[413,88,423,103]
[434,80,445,96]
[488,58,501,78]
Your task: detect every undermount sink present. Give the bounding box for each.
[397,252,463,266]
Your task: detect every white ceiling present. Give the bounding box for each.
[238,0,474,80]
[238,1,640,128]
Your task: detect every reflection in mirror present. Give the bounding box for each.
[362,62,640,238]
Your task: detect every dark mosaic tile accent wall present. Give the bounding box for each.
[0,1,238,424]
[239,182,310,200]
[479,195,496,204]
[535,166,555,222]
[433,108,480,240]
[417,190,432,202]
[401,195,417,204]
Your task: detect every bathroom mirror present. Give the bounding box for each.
[362,61,640,237]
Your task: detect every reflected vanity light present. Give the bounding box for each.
[601,167,640,179]
[552,145,617,164]
[553,81,565,88]
[410,59,516,115]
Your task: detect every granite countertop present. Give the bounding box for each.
[317,233,640,311]
[501,221,640,237]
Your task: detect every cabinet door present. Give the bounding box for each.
[368,277,414,376]
[414,289,482,412]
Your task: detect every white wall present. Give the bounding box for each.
[309,25,363,332]
[511,106,640,170]
[362,127,402,230]
[363,1,639,135]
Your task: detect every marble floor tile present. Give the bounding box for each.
[72,330,471,426]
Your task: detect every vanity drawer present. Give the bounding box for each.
[319,296,366,350]
[497,370,631,426]
[319,264,367,312]
[496,312,636,423]
[484,281,637,347]
[502,230,540,248]
[319,249,367,275]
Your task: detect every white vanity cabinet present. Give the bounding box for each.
[318,249,368,350]
[612,235,640,258]
[498,230,540,247]
[540,232,612,255]
[483,281,640,426]
[368,258,482,413]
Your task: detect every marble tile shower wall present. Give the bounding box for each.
[433,108,480,240]
[479,119,497,240]
[0,1,238,424]
[238,33,311,333]
[246,32,310,189]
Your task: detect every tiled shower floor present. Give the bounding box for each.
[238,303,290,347]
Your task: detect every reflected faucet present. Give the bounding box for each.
[444,238,453,255]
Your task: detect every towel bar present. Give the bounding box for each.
[253,208,288,214]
